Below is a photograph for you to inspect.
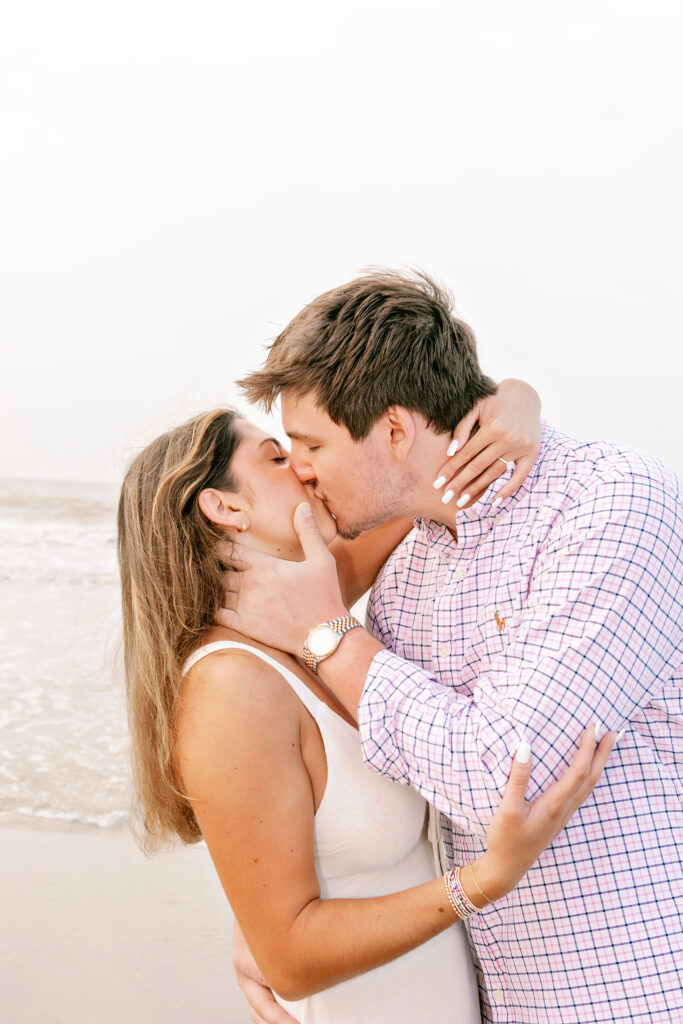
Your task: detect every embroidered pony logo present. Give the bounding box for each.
[494,610,506,633]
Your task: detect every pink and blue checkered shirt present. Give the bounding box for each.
[360,423,683,1023]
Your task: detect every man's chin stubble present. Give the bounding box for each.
[336,511,397,541]
[337,526,362,541]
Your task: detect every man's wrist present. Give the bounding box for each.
[298,606,350,652]
[315,628,384,719]
[301,611,360,674]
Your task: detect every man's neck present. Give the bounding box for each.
[400,429,464,531]
[398,494,455,543]
[410,488,461,529]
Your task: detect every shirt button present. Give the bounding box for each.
[454,567,467,580]
[438,643,450,658]
[492,987,505,1004]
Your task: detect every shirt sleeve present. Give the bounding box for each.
[357,468,683,838]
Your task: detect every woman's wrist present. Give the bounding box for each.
[498,377,541,411]
[443,866,480,918]
[462,861,495,908]
[442,858,499,922]
[462,855,506,907]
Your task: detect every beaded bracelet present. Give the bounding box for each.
[443,866,480,920]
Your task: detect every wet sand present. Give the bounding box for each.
[1,826,249,1023]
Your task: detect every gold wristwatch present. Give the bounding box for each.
[303,616,362,674]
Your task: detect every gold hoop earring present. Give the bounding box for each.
[240,522,248,533]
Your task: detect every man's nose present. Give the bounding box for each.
[290,451,315,484]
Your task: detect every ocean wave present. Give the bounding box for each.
[0,518,118,583]
[0,806,129,831]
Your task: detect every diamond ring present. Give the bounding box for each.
[498,457,515,472]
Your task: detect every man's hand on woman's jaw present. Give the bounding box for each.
[217,502,350,656]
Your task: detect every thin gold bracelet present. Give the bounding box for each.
[469,862,494,905]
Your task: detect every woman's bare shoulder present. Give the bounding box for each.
[183,644,298,702]
[176,646,302,790]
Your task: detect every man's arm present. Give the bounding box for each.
[347,468,682,834]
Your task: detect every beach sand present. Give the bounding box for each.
[1,826,250,1023]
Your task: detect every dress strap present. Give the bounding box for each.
[182,641,323,719]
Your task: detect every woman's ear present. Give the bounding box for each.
[198,489,249,532]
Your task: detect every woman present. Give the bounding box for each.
[118,389,614,1024]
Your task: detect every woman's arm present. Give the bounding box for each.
[332,378,542,606]
[177,652,614,1002]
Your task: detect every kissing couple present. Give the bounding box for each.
[118,271,682,1023]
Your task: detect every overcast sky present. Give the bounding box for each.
[1,0,681,483]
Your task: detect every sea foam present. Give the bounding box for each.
[0,478,129,831]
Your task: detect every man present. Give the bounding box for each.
[228,271,683,1022]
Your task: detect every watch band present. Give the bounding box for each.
[303,615,362,674]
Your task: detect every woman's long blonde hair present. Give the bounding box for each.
[118,408,242,851]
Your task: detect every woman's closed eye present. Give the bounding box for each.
[265,439,290,465]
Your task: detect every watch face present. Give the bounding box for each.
[308,625,338,658]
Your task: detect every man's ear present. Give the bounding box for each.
[382,406,417,462]
[197,488,249,531]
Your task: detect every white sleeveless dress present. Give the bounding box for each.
[184,641,480,1024]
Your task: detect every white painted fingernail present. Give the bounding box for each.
[492,497,502,508]
[615,728,626,744]
[447,439,459,457]
[433,475,447,489]
[594,721,605,742]
[456,493,471,508]
[441,489,455,505]
[515,741,532,764]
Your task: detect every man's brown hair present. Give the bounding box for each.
[238,269,497,439]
